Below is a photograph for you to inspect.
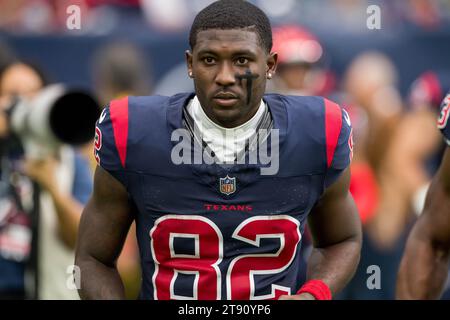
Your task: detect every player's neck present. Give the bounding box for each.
[192,96,265,132]
[187,96,267,162]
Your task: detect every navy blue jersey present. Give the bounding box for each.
[438,93,450,146]
[94,93,353,300]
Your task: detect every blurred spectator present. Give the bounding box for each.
[368,70,447,252]
[346,104,379,226]
[0,58,34,299]
[337,51,408,299]
[89,40,152,164]
[0,62,47,108]
[91,40,150,299]
[338,68,449,299]
[385,71,450,298]
[269,25,334,96]
[344,51,403,172]
[382,71,448,219]
[0,139,33,299]
[0,61,93,299]
[91,41,152,106]
[0,61,47,299]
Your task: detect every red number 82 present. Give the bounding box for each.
[150,215,301,300]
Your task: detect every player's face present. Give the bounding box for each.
[186,29,277,128]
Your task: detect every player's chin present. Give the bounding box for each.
[211,106,243,126]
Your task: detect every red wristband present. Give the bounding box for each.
[296,280,332,300]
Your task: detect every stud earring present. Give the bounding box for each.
[267,73,273,79]
[188,71,193,78]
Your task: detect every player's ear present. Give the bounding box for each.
[185,50,194,78]
[267,52,278,77]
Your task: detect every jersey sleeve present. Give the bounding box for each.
[322,98,353,188]
[94,96,129,186]
[437,92,450,146]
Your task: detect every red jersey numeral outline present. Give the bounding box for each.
[150,215,301,300]
[437,95,450,129]
[150,215,222,300]
[94,126,102,165]
[227,215,301,300]
[348,128,354,162]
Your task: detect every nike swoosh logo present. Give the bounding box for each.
[99,109,107,124]
[343,109,351,126]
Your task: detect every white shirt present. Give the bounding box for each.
[37,146,80,300]
[187,96,266,162]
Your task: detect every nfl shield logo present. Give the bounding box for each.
[220,175,236,195]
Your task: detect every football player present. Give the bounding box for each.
[75,0,362,300]
[396,92,450,299]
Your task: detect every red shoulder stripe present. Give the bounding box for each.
[109,96,129,168]
[324,99,342,168]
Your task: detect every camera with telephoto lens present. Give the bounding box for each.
[9,84,101,159]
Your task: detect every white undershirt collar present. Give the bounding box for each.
[187,96,266,162]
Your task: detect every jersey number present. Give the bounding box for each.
[94,126,102,165]
[150,215,301,300]
[438,95,450,129]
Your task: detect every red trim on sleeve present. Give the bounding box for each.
[438,95,450,129]
[109,96,129,168]
[324,99,342,168]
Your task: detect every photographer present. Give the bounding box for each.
[0,61,93,299]
[0,61,45,299]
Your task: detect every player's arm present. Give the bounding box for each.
[307,167,362,297]
[280,168,362,300]
[75,165,134,299]
[396,148,450,299]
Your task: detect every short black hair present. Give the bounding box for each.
[189,0,272,53]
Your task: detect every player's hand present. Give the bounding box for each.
[278,293,316,300]
[23,157,58,192]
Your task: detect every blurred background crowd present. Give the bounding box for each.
[0,0,449,300]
